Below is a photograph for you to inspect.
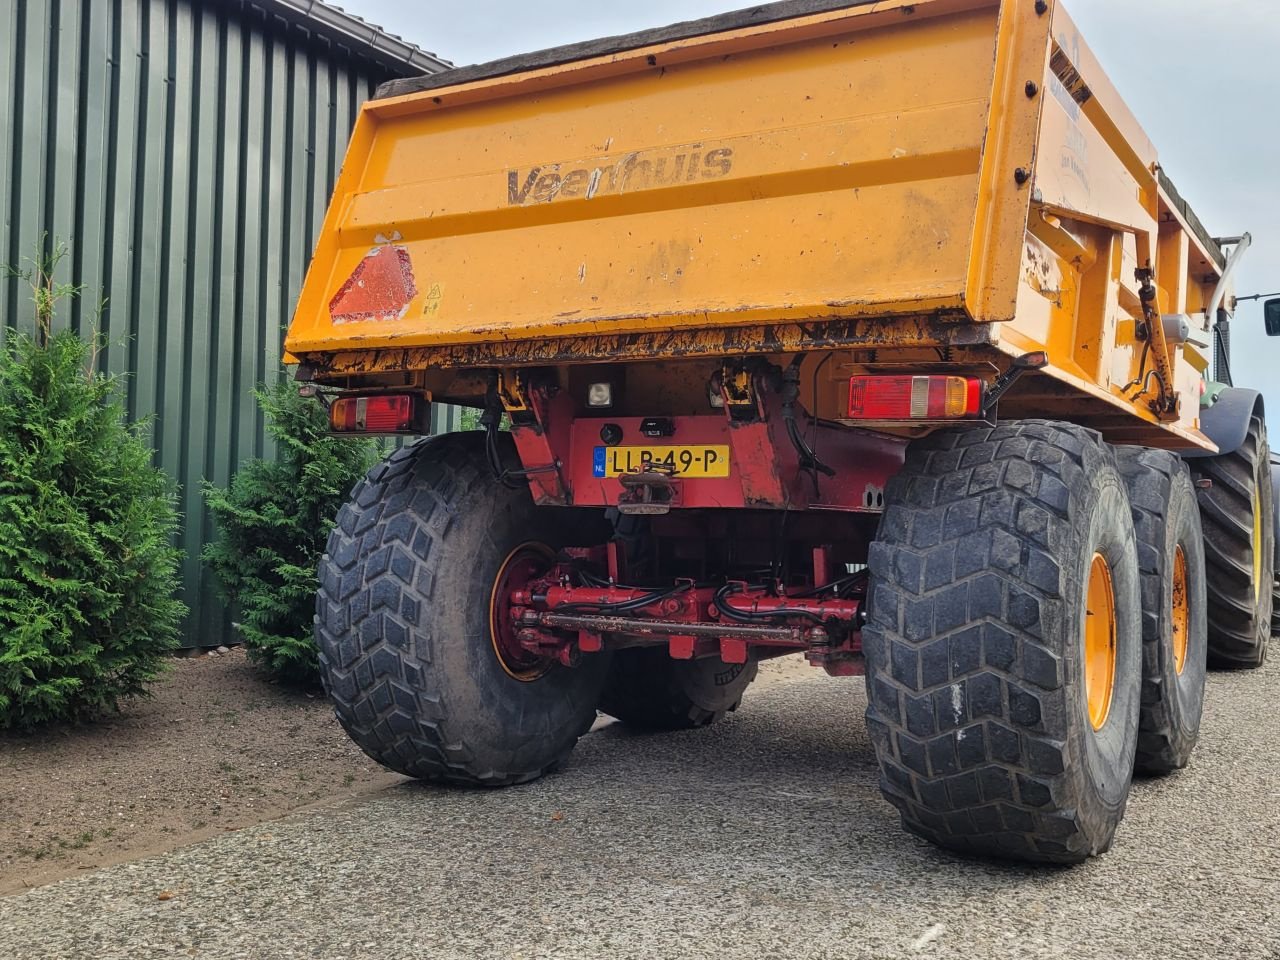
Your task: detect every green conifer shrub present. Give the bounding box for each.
[203,380,378,684]
[0,246,185,728]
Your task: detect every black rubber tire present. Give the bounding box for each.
[1115,448,1208,773]
[315,433,610,786]
[1271,463,1279,637]
[600,649,758,730]
[863,420,1142,864]
[1194,415,1274,668]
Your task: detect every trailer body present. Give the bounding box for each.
[288,0,1225,454]
[288,0,1276,865]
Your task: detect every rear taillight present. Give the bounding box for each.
[329,394,425,433]
[847,375,983,421]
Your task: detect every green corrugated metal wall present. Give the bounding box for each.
[0,0,449,646]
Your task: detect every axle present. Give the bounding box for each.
[507,573,867,676]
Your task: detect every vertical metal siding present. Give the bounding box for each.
[0,0,436,646]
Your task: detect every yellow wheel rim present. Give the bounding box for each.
[1084,553,1118,731]
[1171,545,1189,676]
[1252,486,1264,607]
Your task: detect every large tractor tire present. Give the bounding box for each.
[1193,415,1274,668]
[864,421,1142,864]
[315,433,610,787]
[1271,461,1279,636]
[600,648,758,730]
[1115,448,1208,773]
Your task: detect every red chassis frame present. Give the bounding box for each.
[504,380,907,513]
[491,374,908,676]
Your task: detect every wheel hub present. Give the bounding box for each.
[490,543,558,682]
[1084,553,1118,731]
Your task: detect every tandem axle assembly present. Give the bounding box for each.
[493,545,867,679]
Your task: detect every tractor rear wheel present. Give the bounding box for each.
[1115,448,1208,773]
[1270,462,1279,636]
[1194,415,1274,668]
[864,421,1142,863]
[600,649,758,730]
[315,433,610,786]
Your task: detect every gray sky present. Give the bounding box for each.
[342,0,1279,412]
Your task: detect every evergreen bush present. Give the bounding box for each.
[203,380,378,684]
[0,245,185,728]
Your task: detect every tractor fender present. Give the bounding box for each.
[1181,387,1265,460]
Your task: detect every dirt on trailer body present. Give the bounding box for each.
[0,649,401,896]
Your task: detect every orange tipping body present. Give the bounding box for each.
[285,0,1229,451]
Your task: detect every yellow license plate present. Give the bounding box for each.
[592,445,731,478]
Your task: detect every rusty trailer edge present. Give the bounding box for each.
[374,0,887,99]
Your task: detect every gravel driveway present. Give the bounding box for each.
[2,662,1278,960]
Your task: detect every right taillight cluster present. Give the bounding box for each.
[846,375,983,421]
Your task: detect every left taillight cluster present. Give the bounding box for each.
[329,394,427,434]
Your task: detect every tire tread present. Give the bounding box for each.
[1115,447,1205,773]
[1194,416,1274,668]
[316,434,596,787]
[864,420,1136,864]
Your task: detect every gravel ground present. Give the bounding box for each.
[0,649,401,895]
[1,658,1278,960]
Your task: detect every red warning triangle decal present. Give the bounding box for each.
[329,245,418,323]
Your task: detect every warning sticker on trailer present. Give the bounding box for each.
[329,245,418,324]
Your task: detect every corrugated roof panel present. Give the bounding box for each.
[251,0,452,74]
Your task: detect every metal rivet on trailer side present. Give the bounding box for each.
[1025,81,1039,98]
[1014,167,1031,186]
[1035,0,1049,15]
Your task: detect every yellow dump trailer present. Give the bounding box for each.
[287,0,1277,863]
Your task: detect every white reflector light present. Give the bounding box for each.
[587,382,613,408]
